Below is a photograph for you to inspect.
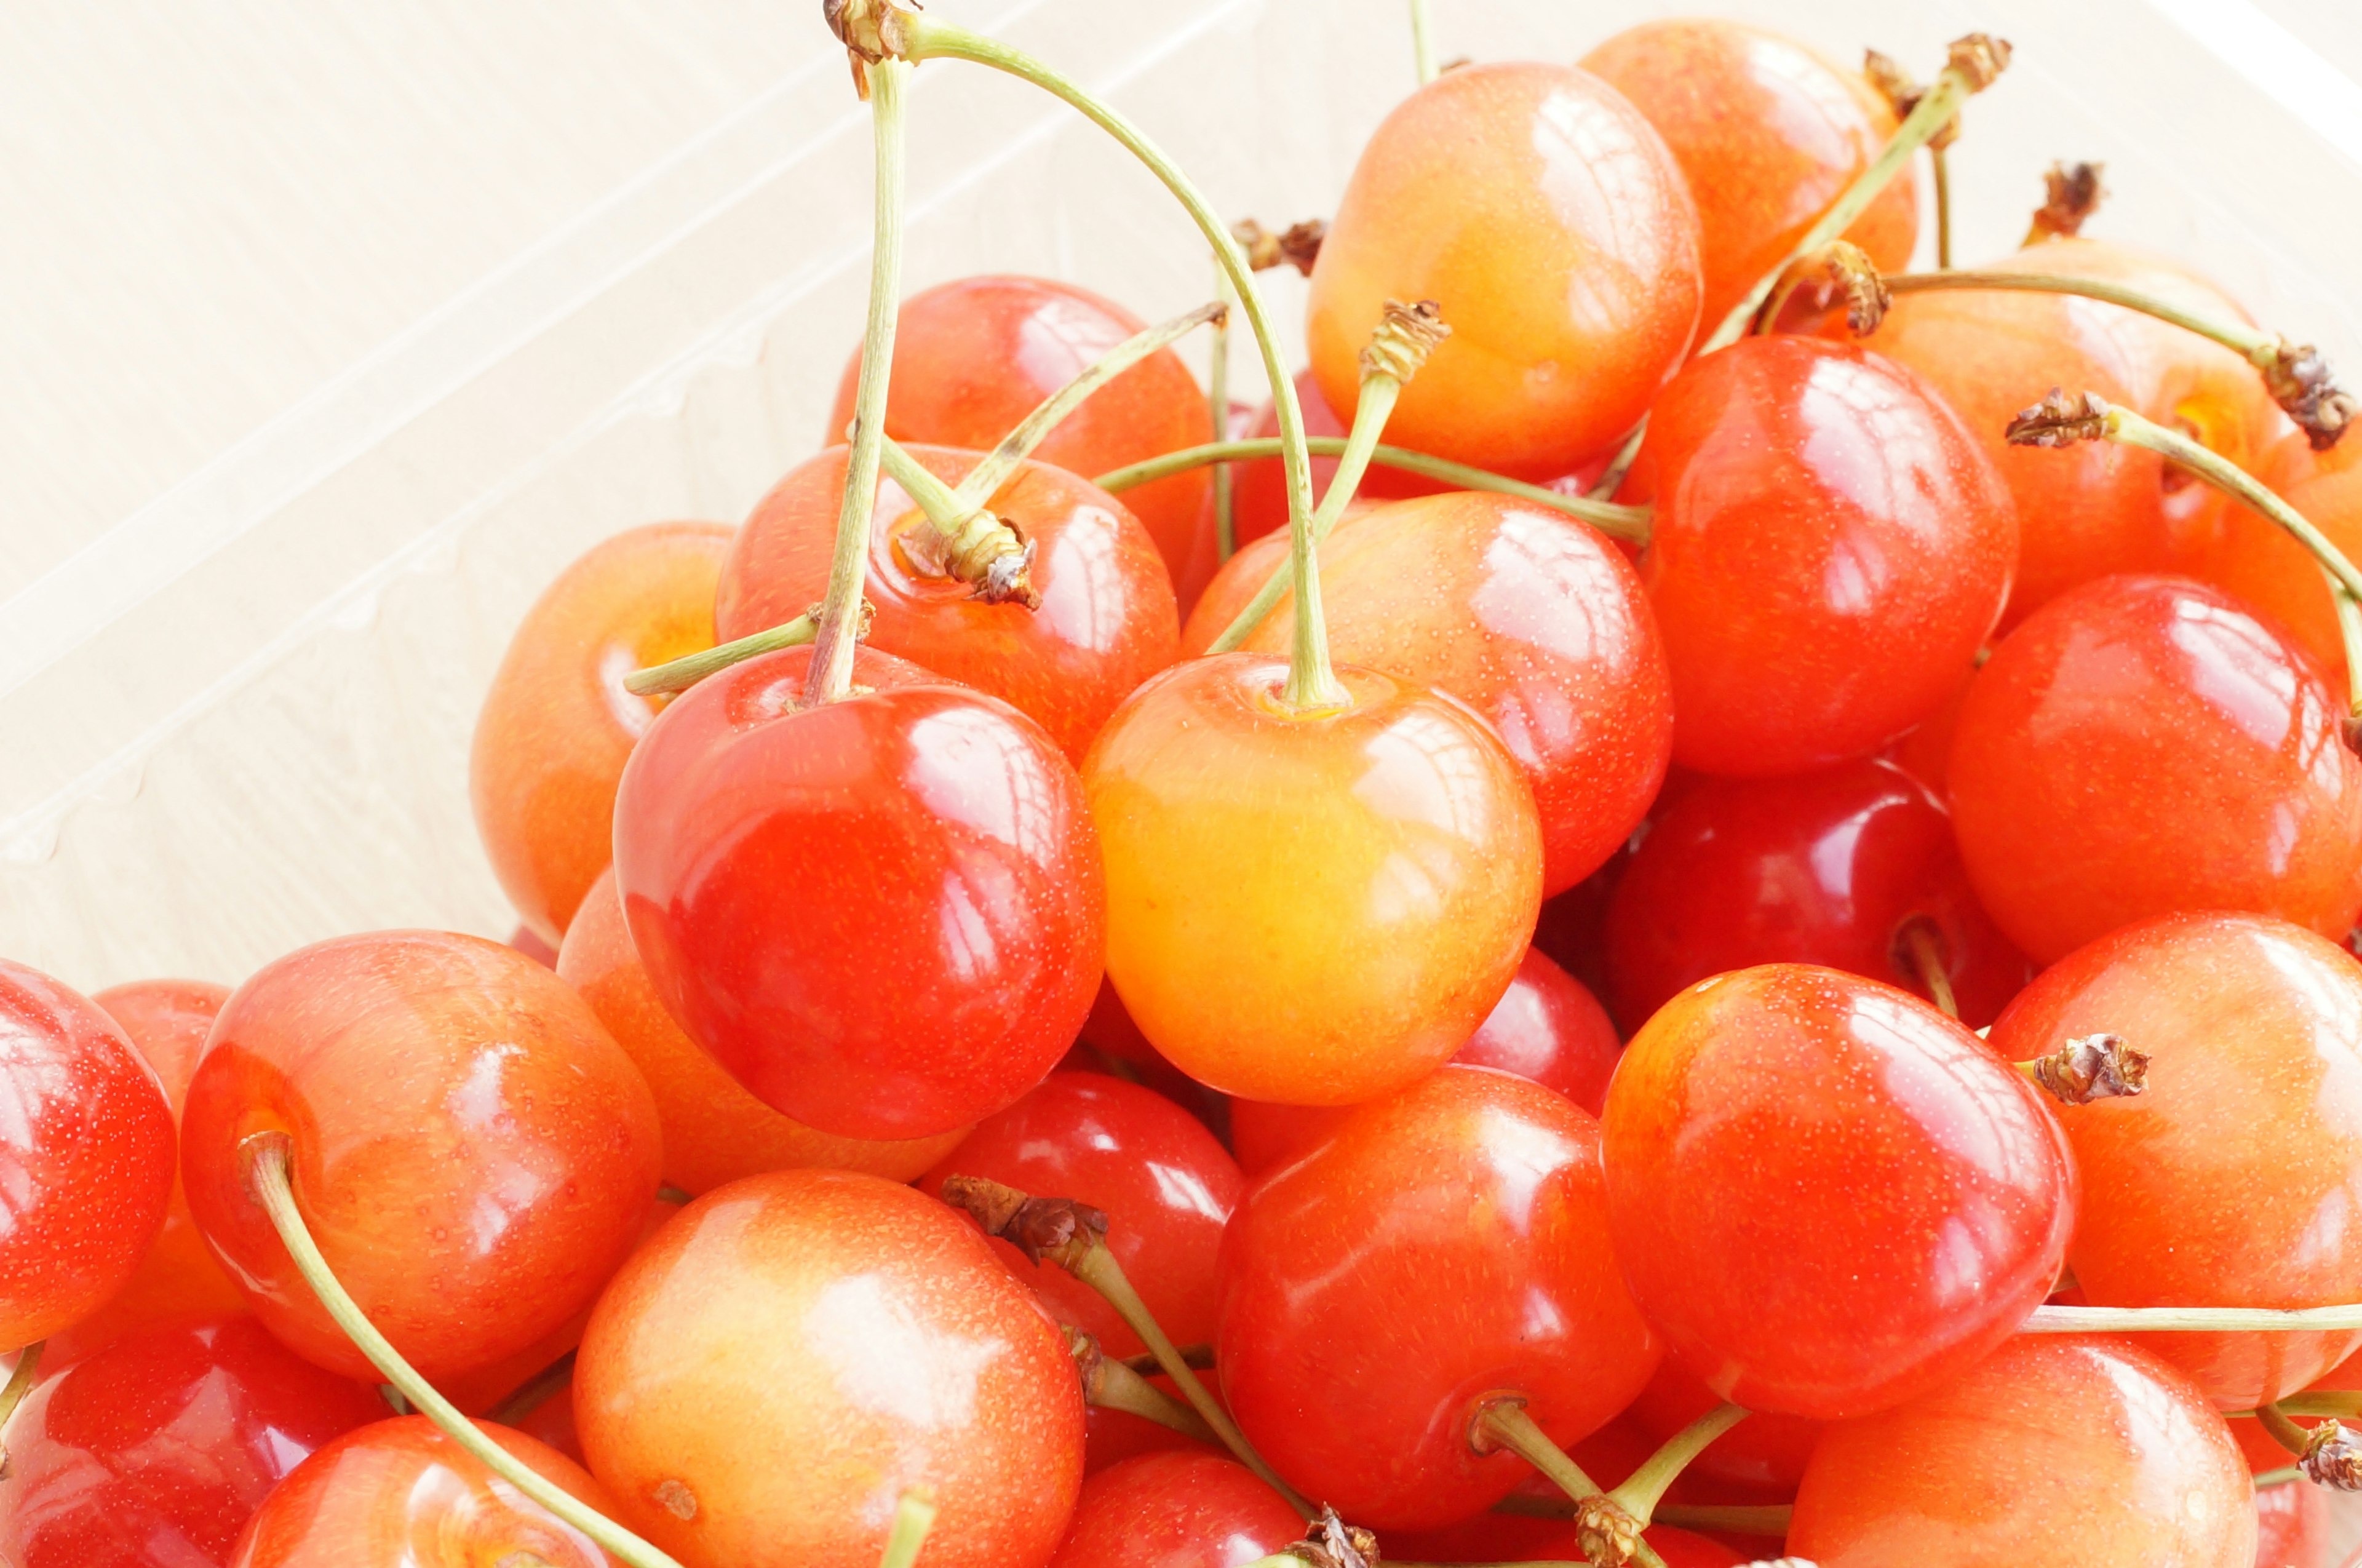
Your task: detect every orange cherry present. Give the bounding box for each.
[2182,426,2362,679]
[471,521,734,944]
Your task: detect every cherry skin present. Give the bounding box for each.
[1636,335,2016,776]
[1604,758,2031,1033]
[1788,1335,2254,1568]
[1084,654,1541,1107]
[471,520,735,945]
[1989,911,2362,1406]
[1580,18,1917,330]
[1228,945,1621,1178]
[1388,1511,1743,1568]
[1307,60,1702,479]
[1217,1065,1659,1530]
[1603,964,2075,1421]
[0,959,175,1351]
[576,1168,1084,1568]
[1227,369,1447,549]
[228,1415,623,1568]
[920,1071,1243,1358]
[715,441,1179,762]
[2184,424,2362,680]
[0,1313,390,1568]
[613,643,1104,1140]
[1046,1452,1301,1568]
[1187,489,1674,895]
[1947,575,2362,964]
[180,931,662,1385]
[2251,1479,2326,1568]
[558,866,967,1194]
[830,274,1219,608]
[1082,1367,1220,1476]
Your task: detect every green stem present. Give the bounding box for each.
[490,1350,578,1427]
[1477,1401,1668,1568]
[1652,1502,1793,1536]
[625,615,817,698]
[1121,1343,1215,1374]
[1587,420,1649,504]
[1091,1353,1219,1443]
[1605,1404,1748,1524]
[2257,1401,2316,1459]
[242,1133,685,1568]
[1932,145,1953,269]
[2022,1302,2362,1332]
[1212,265,1237,562]
[2333,579,2362,734]
[1409,0,1437,84]
[1896,918,1958,1019]
[2261,1391,2362,1419]
[1094,438,1650,543]
[808,57,910,706]
[0,1340,44,1444]
[2255,1464,2305,1488]
[1885,271,2277,362]
[877,1490,937,1568]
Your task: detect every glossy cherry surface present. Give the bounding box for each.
[1046,1452,1301,1568]
[0,958,175,1351]
[1637,335,2016,776]
[229,1415,622,1568]
[180,931,662,1384]
[1990,912,2362,1406]
[1187,489,1673,894]
[1581,18,1916,330]
[715,442,1179,762]
[1788,1335,2254,1568]
[1307,60,1702,479]
[921,1072,1242,1357]
[1603,964,2074,1420]
[471,521,734,945]
[1604,758,2030,1033]
[830,274,1218,607]
[0,1313,389,1568]
[1228,945,1621,1177]
[2252,1479,2327,1568]
[1084,654,1540,1107]
[2187,423,2362,679]
[1388,1511,1742,1568]
[1948,575,2362,963]
[1217,1065,1658,1529]
[614,643,1103,1140]
[576,1168,1084,1568]
[559,866,966,1194]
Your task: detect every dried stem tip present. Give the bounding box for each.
[1361,300,1449,384]
[2027,1033,2150,1105]
[1819,242,1891,335]
[937,1174,1107,1267]
[2304,1420,2362,1489]
[1861,49,1942,146]
[2007,388,2115,448]
[2027,161,2107,242]
[824,0,913,94]
[1947,33,2014,92]
[1575,1494,1647,1567]
[1231,218,1329,276]
[901,509,1042,609]
[1281,1507,1378,1568]
[1060,1325,1107,1398]
[2261,338,2360,451]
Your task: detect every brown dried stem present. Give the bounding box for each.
[1062,1327,1217,1443]
[2302,1420,2362,1490]
[2018,1033,2148,1105]
[1233,218,1329,276]
[2026,161,2107,244]
[1752,241,1890,337]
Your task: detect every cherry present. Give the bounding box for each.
[1947,575,2362,965]
[920,1072,1242,1358]
[613,642,1103,1140]
[1603,964,2074,1420]
[1227,370,1446,550]
[1229,945,1621,1178]
[1604,758,2032,1033]
[715,442,1177,763]
[180,931,661,1385]
[1185,488,1674,895]
[2251,1479,2326,1568]
[1787,1335,2255,1568]
[1581,18,1918,332]
[0,1313,389,1568]
[558,866,966,1194]
[1626,1356,1824,1498]
[1047,1451,1300,1568]
[2185,424,2362,680]
[0,959,176,1352]
[1989,911,2362,1406]
[576,1168,1084,1568]
[1388,1510,1744,1568]
[1636,335,2016,776]
[514,1374,586,1466]
[1215,1065,1658,1529]
[471,520,735,944]
[829,274,1219,608]
[1306,61,1702,479]
[1084,654,1540,1107]
[228,1414,622,1568]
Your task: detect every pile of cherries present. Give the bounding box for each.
[15,5,2362,1567]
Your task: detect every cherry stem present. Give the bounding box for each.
[1095,439,1650,543]
[1607,1403,1749,1526]
[1887,270,2276,359]
[1409,0,1437,84]
[1063,1326,1217,1443]
[1895,917,1958,1019]
[2266,1392,2362,1419]
[2334,583,2362,738]
[1474,1400,1603,1502]
[1212,264,1238,561]
[241,1132,687,1568]
[1120,1343,1215,1373]
[877,1489,937,1568]
[1496,1494,1795,1538]
[2256,1464,2305,1488]
[0,1340,44,1459]
[2014,1032,2148,1106]
[1588,420,1649,504]
[2258,1401,2316,1459]
[1932,146,1954,269]
[1478,1400,1671,1568]
[490,1350,578,1427]
[626,614,817,696]
[876,438,1042,607]
[2023,1302,2362,1332]
[808,56,910,707]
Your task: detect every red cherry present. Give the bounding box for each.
[228,1414,622,1568]
[613,643,1104,1140]
[829,275,1218,608]
[1947,575,2362,964]
[0,960,175,1350]
[1216,1065,1658,1529]
[1787,1335,2254,1568]
[1603,964,2075,1420]
[576,1168,1084,1568]
[2251,1479,2326,1568]
[1637,336,2016,776]
[1604,758,2031,1032]
[1388,1510,1743,1568]
[1047,1452,1300,1568]
[0,1313,389,1568]
[1229,945,1621,1177]
[1228,370,1447,549]
[1625,1356,1823,1497]
[1306,62,1703,478]
[180,931,661,1384]
[512,1374,586,1467]
[920,1072,1244,1358]
[1989,912,2362,1406]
